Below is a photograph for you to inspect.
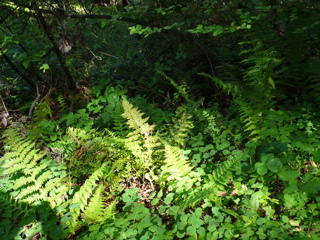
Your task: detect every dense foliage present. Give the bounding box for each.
[0,0,320,239]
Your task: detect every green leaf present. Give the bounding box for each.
[299,179,320,196]
[281,215,289,223]
[255,162,268,175]
[151,198,159,206]
[197,25,203,30]
[250,191,263,213]
[187,226,197,235]
[216,140,230,151]
[69,202,83,210]
[266,158,282,172]
[194,208,202,218]
[23,59,30,69]
[177,221,186,230]
[157,190,163,198]
[260,153,274,163]
[256,218,266,225]
[40,63,50,72]
[164,193,174,205]
[199,147,207,152]
[277,166,299,181]
[180,213,188,222]
[221,209,239,218]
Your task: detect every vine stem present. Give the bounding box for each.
[0,94,9,115]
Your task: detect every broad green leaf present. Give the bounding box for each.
[164,193,174,204]
[266,158,282,172]
[157,190,163,198]
[255,162,268,175]
[69,202,83,210]
[221,209,239,218]
[40,63,50,72]
[194,208,202,218]
[250,191,263,212]
[23,59,30,69]
[151,198,159,206]
[260,153,274,163]
[187,225,196,235]
[277,166,299,181]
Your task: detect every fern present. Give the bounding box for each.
[112,102,129,135]
[165,105,193,147]
[240,41,281,107]
[158,70,192,103]
[66,162,110,233]
[0,193,35,239]
[121,99,161,170]
[180,154,241,210]
[204,156,239,187]
[200,72,240,97]
[27,96,55,141]
[1,126,127,237]
[65,127,131,183]
[236,98,263,141]
[160,144,200,193]
[83,184,116,223]
[1,128,68,207]
[56,94,68,109]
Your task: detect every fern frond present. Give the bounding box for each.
[66,127,91,142]
[112,103,129,135]
[166,105,193,147]
[240,41,281,109]
[66,162,109,233]
[235,98,263,140]
[158,70,192,103]
[83,184,105,222]
[121,99,161,170]
[56,94,68,109]
[122,99,155,136]
[2,149,45,176]
[103,200,116,220]
[1,128,69,207]
[200,72,240,97]
[83,184,116,223]
[180,154,240,210]
[161,144,200,192]
[205,156,239,187]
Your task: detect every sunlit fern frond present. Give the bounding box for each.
[66,162,109,233]
[161,144,200,192]
[121,99,161,169]
[1,128,69,207]
[83,184,116,223]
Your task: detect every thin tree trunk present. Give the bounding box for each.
[1,50,36,91]
[37,12,77,91]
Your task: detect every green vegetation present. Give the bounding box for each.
[0,0,319,239]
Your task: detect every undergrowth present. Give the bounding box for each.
[1,91,319,239]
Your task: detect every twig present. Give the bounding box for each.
[0,94,9,115]
[99,51,123,61]
[28,85,41,119]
